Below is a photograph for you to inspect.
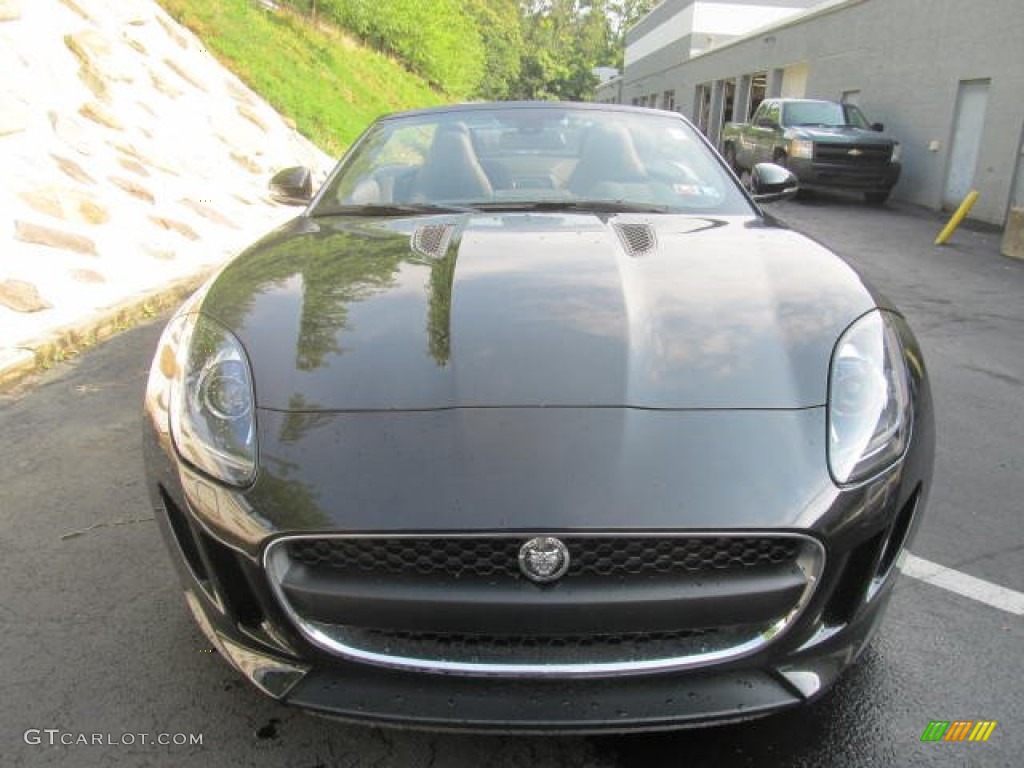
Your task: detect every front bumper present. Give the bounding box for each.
[172,556,895,733]
[787,157,901,192]
[142,398,932,731]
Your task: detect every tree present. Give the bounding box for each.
[467,0,525,100]
[509,0,616,101]
[607,0,659,68]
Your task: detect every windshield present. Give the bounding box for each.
[782,101,872,129]
[312,106,752,216]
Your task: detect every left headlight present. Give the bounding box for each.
[151,312,257,487]
[828,311,913,485]
[891,142,902,163]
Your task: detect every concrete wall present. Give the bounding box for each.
[622,0,818,92]
[607,0,1024,225]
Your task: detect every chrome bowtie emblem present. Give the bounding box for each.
[848,148,864,156]
[518,537,570,583]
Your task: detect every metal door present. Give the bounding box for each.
[944,80,990,209]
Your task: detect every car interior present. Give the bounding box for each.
[329,113,736,211]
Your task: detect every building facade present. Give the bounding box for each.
[597,0,1024,226]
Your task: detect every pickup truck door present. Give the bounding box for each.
[751,101,782,164]
[735,103,763,168]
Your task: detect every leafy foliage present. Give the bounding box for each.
[466,0,526,100]
[157,0,442,154]
[159,0,662,154]
[280,0,490,97]
[509,1,614,101]
[281,0,654,102]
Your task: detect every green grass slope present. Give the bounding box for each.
[158,0,445,156]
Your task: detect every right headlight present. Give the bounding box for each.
[789,139,814,159]
[828,311,913,485]
[153,312,258,487]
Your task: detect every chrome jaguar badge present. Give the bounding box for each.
[518,537,570,583]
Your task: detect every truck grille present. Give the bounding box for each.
[814,143,892,166]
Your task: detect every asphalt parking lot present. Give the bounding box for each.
[2,195,1021,767]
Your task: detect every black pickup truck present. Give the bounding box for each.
[721,98,901,204]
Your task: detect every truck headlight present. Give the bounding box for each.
[828,311,912,485]
[789,139,814,160]
[891,142,902,163]
[152,312,257,487]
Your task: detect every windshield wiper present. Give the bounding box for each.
[473,200,670,214]
[312,203,479,217]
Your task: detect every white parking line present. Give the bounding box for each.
[901,553,1024,616]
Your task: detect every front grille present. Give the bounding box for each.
[268,533,823,675]
[288,536,799,582]
[814,143,892,166]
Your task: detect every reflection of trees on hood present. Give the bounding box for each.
[426,244,458,366]
[295,230,406,370]
[278,394,333,444]
[203,221,407,372]
[254,454,330,530]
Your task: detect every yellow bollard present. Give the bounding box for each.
[935,190,980,245]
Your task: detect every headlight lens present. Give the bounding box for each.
[165,313,257,486]
[789,139,814,159]
[828,311,912,484]
[891,142,902,163]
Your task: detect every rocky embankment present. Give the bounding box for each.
[0,0,331,381]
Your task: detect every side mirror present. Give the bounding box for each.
[269,166,313,206]
[871,122,884,132]
[750,162,799,203]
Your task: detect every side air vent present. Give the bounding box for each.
[613,222,657,258]
[411,223,455,259]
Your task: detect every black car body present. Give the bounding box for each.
[143,102,933,732]
[721,98,902,204]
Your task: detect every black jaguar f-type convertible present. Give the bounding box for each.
[143,102,933,732]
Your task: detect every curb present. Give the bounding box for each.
[0,270,214,393]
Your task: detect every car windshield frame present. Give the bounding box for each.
[310,104,756,218]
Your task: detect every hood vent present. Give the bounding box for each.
[612,222,657,258]
[411,223,455,259]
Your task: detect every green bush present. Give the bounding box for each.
[284,0,487,97]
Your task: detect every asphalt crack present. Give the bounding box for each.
[60,515,154,540]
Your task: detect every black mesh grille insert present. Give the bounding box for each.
[288,536,799,581]
[613,222,657,257]
[316,623,766,665]
[411,223,454,258]
[352,626,706,650]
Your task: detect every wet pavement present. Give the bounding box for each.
[1,196,1021,766]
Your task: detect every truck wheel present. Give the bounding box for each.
[864,190,890,205]
[723,143,739,172]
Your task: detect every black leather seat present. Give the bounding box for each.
[567,124,648,199]
[415,123,493,202]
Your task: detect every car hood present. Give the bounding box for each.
[200,213,877,411]
[786,125,894,144]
